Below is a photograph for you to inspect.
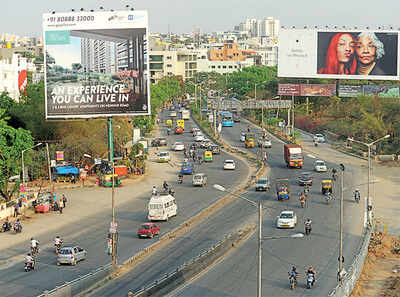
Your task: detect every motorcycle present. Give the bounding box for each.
[168,187,175,196]
[55,241,63,254]
[178,176,184,184]
[1,222,11,233]
[306,273,315,289]
[288,274,297,290]
[31,245,40,257]
[305,224,312,236]
[24,261,34,272]
[14,223,22,234]
[354,193,360,204]
[325,193,332,204]
[300,198,305,208]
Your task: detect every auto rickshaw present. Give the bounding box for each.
[204,151,213,162]
[35,198,50,213]
[100,174,121,187]
[275,178,290,200]
[321,179,333,194]
[166,119,172,128]
[245,133,255,148]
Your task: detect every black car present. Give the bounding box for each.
[210,144,221,154]
[298,172,313,186]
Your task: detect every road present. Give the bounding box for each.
[89,116,365,297]
[168,118,365,297]
[0,110,248,297]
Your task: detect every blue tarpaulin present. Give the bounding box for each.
[55,166,79,175]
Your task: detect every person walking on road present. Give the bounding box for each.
[59,199,64,214]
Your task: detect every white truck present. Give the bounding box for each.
[181,109,190,120]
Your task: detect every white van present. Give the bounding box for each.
[148,194,177,221]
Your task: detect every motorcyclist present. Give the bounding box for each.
[263,152,268,164]
[178,173,184,183]
[332,168,337,181]
[289,266,298,281]
[304,218,312,233]
[54,236,63,252]
[247,126,250,132]
[306,266,317,285]
[25,253,34,268]
[14,219,22,232]
[167,128,171,135]
[152,186,157,196]
[2,218,11,232]
[354,189,361,201]
[31,238,39,254]
[163,181,169,191]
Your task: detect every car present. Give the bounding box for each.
[174,126,184,134]
[210,144,221,154]
[314,134,325,143]
[169,111,177,117]
[158,151,170,163]
[276,210,297,229]
[257,137,272,148]
[172,142,185,151]
[181,163,195,175]
[194,134,205,142]
[192,173,208,187]
[191,127,200,134]
[240,132,246,142]
[255,177,270,191]
[223,160,236,170]
[151,137,167,147]
[57,246,87,265]
[233,115,241,122]
[137,223,160,238]
[298,172,313,186]
[314,160,327,172]
[200,139,212,149]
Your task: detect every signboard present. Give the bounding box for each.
[43,10,150,119]
[109,221,118,234]
[210,100,291,109]
[56,151,64,161]
[300,84,336,97]
[80,170,87,179]
[363,85,400,97]
[278,84,300,96]
[278,29,399,80]
[338,85,363,97]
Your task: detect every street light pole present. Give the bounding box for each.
[339,164,345,283]
[347,134,390,228]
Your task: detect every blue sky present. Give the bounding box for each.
[3,0,400,36]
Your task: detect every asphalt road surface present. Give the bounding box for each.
[89,115,365,297]
[168,118,365,297]
[0,110,248,297]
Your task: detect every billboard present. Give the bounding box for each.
[278,84,300,96]
[363,85,400,97]
[300,84,336,96]
[278,29,399,80]
[338,85,363,97]
[43,10,150,119]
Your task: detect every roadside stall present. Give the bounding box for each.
[53,166,80,183]
[100,174,121,187]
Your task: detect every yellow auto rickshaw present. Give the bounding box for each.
[166,119,172,128]
[204,151,213,162]
[321,179,333,194]
[100,174,121,187]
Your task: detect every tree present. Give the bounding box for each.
[0,110,34,201]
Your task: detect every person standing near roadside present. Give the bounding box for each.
[14,203,19,217]
[59,198,64,214]
[62,194,67,208]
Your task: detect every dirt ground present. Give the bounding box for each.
[351,231,400,297]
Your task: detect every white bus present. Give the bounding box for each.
[147,194,177,221]
[181,109,190,120]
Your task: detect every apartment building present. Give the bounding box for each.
[81,39,116,74]
[149,50,197,83]
[209,43,246,62]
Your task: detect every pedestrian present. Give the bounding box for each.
[59,198,64,214]
[14,203,19,217]
[62,194,67,208]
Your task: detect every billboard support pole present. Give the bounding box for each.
[291,95,295,139]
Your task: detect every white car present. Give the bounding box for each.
[223,160,236,170]
[314,134,325,143]
[314,160,327,172]
[158,151,170,163]
[240,132,246,142]
[258,137,272,148]
[172,142,185,151]
[169,111,177,117]
[194,134,205,142]
[276,210,297,229]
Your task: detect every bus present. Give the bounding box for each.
[220,111,234,127]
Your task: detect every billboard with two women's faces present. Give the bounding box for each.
[278,29,399,80]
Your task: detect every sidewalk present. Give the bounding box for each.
[0,125,180,252]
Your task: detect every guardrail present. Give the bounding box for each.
[327,227,372,297]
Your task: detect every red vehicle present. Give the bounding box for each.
[35,198,50,213]
[283,144,303,168]
[174,126,184,134]
[137,223,160,238]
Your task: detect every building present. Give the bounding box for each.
[81,39,116,74]
[149,50,197,83]
[209,43,246,62]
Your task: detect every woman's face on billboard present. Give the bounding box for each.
[355,35,376,65]
[337,34,355,63]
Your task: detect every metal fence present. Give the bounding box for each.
[327,228,372,297]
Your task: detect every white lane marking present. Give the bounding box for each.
[364,197,367,228]
[307,154,316,159]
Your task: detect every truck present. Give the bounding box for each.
[283,144,303,168]
[181,109,190,120]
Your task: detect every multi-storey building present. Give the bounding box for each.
[81,39,115,74]
[208,43,246,62]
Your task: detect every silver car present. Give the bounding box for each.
[255,177,270,191]
[192,173,207,187]
[57,246,87,266]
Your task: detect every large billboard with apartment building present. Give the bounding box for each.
[43,10,150,119]
[278,29,399,80]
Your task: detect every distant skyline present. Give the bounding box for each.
[3,0,400,36]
